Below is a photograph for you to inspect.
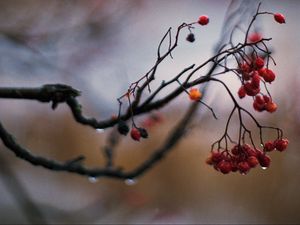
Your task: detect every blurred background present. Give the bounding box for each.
[0,0,300,224]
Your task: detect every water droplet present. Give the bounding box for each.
[261,167,268,170]
[124,178,137,186]
[96,128,104,133]
[260,144,264,147]
[88,177,98,183]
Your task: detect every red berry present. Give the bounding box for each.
[248,32,262,43]
[264,141,275,152]
[130,127,141,141]
[244,145,258,157]
[244,82,260,96]
[238,86,246,99]
[255,149,264,157]
[238,161,251,174]
[263,68,275,83]
[274,139,289,152]
[247,156,259,168]
[263,95,270,103]
[253,101,265,112]
[205,156,213,165]
[274,13,286,24]
[258,68,265,77]
[251,72,261,89]
[211,152,223,163]
[240,63,251,73]
[239,63,252,81]
[242,144,252,151]
[198,15,209,25]
[255,57,265,69]
[217,161,232,174]
[231,162,239,172]
[265,101,277,113]
[258,154,271,168]
[253,95,265,112]
[242,72,252,81]
[255,95,265,105]
[231,145,240,155]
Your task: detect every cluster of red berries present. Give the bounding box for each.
[236,12,286,112]
[237,56,277,113]
[206,139,289,174]
[264,138,289,152]
[252,94,277,112]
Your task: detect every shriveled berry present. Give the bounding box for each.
[186,33,195,42]
[131,127,141,141]
[117,120,129,135]
[198,15,209,25]
[274,13,286,24]
[138,128,148,138]
[274,139,289,152]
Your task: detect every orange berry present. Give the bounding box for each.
[254,57,265,69]
[189,88,202,101]
[266,101,277,113]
